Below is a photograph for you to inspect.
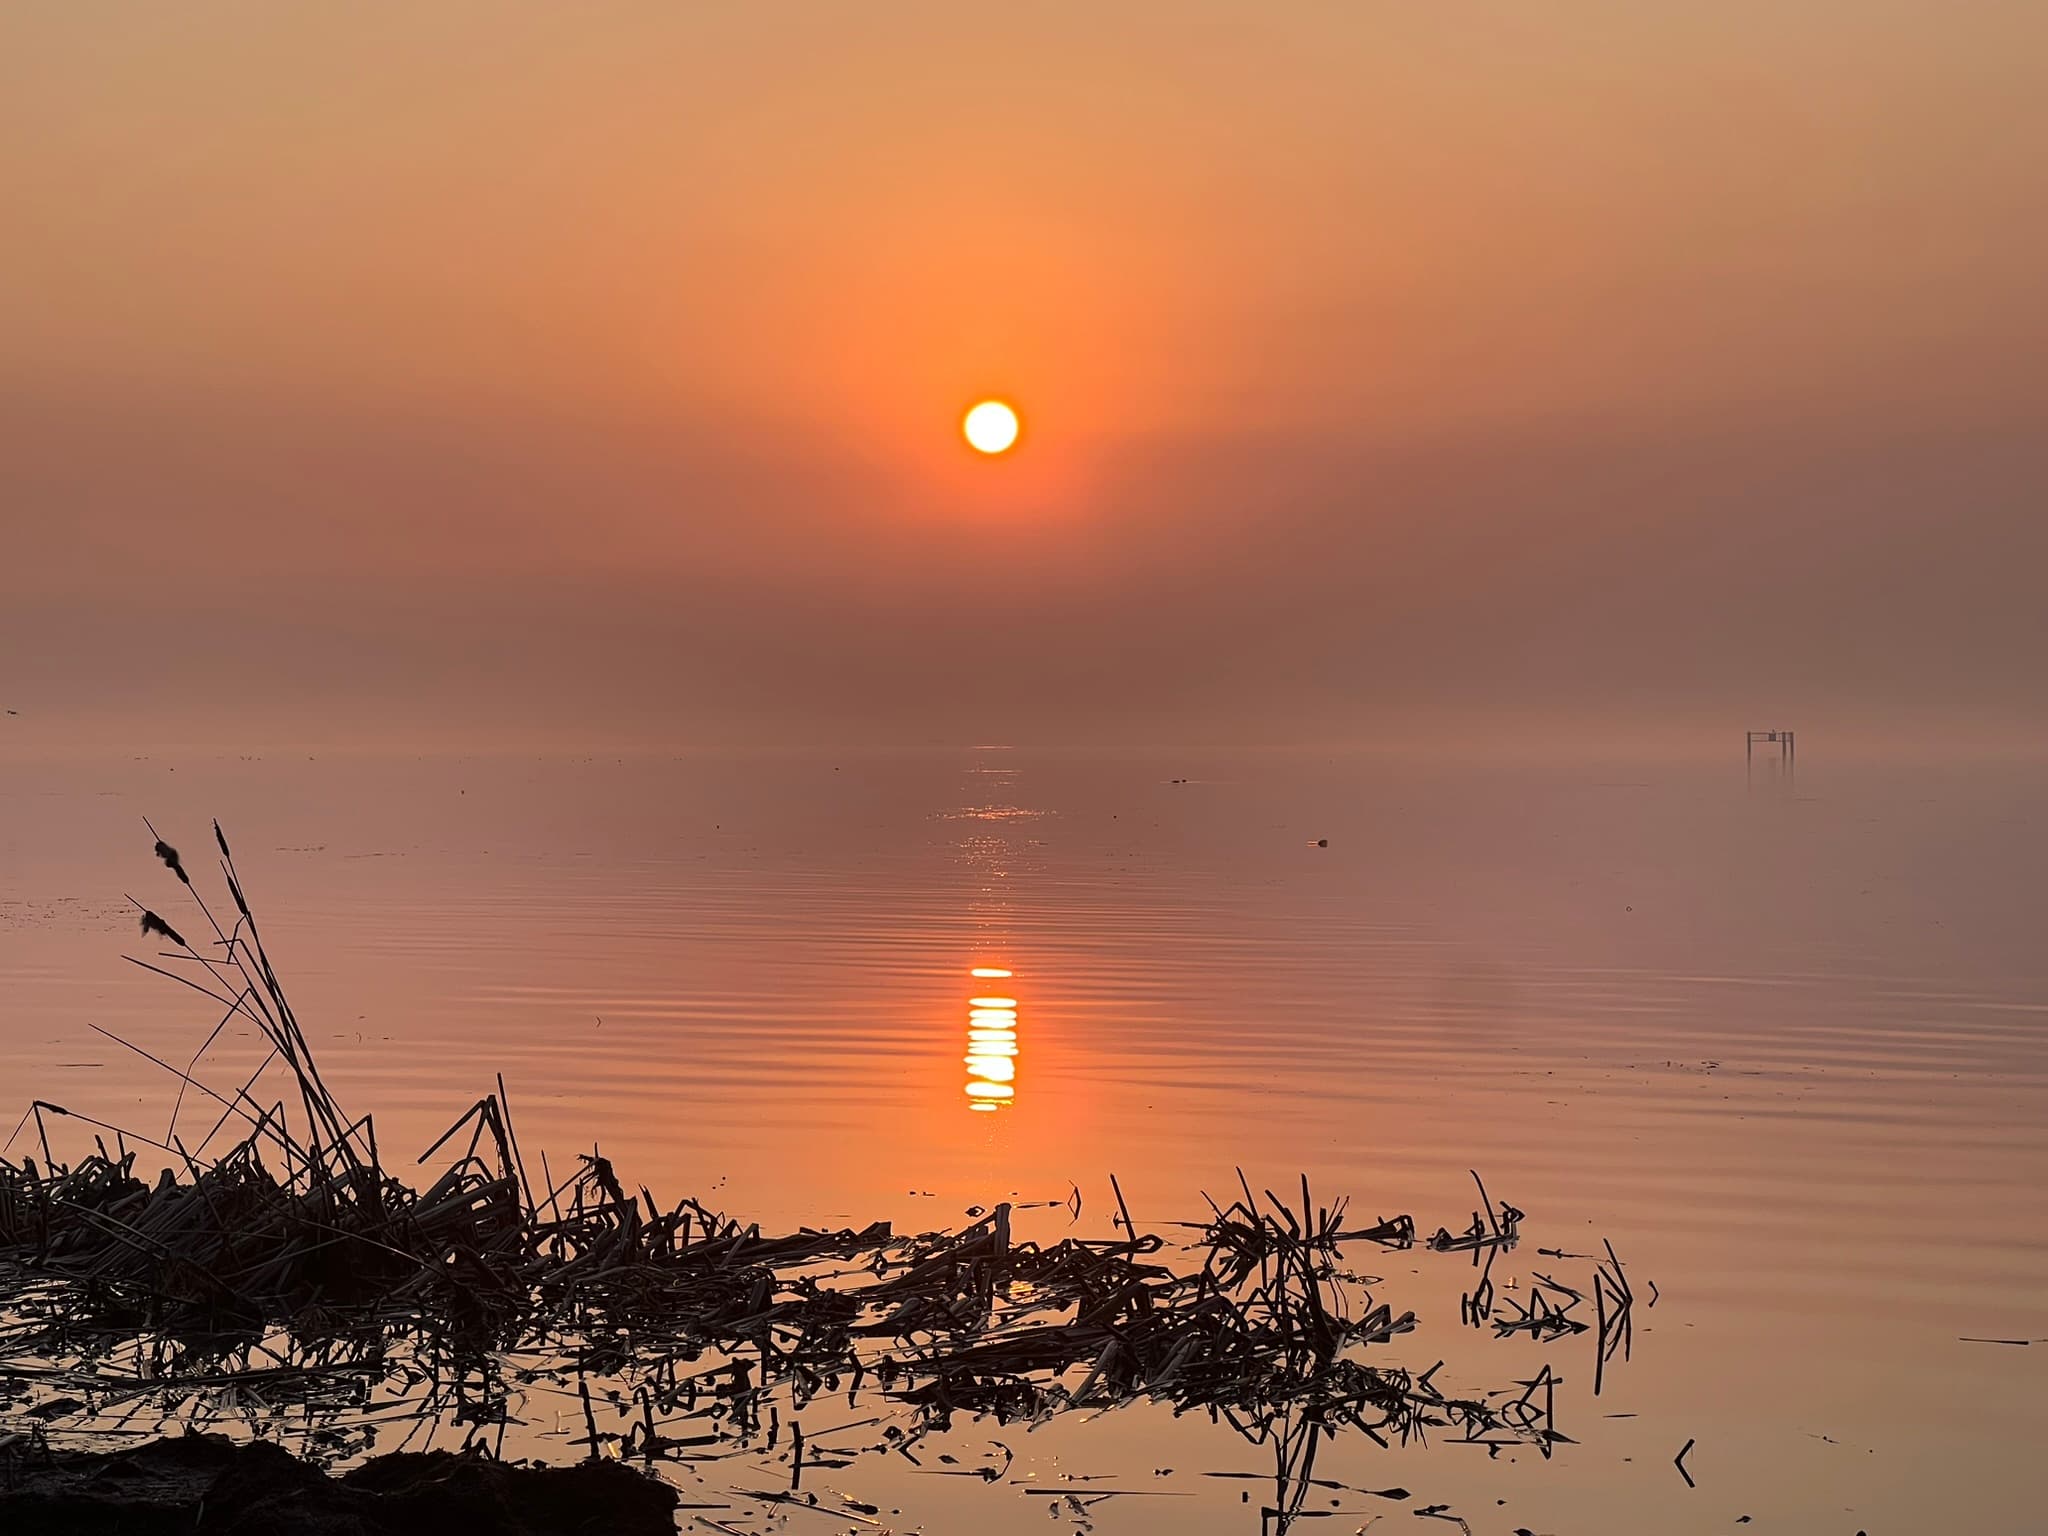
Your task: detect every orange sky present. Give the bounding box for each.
[3,4,2044,748]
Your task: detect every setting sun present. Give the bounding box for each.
[963,400,1020,455]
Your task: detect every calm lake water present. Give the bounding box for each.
[3,746,2044,1532]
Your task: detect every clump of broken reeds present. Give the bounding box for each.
[1,825,1645,1528]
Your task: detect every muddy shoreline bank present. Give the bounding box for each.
[0,1432,678,1535]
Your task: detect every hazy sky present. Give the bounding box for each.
[4,3,2044,749]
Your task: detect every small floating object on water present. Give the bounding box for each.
[1316,838,1329,847]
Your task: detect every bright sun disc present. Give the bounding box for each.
[963,400,1019,454]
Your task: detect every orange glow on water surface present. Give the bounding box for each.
[963,968,1019,1112]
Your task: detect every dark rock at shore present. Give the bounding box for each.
[0,1432,680,1534]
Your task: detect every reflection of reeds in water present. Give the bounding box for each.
[964,971,1016,1111]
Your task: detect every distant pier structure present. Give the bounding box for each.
[1746,728,1796,783]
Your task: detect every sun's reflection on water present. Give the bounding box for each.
[963,968,1017,1112]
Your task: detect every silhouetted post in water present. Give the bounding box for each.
[1746,728,1795,786]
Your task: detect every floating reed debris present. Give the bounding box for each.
[1592,1238,1636,1397]
[1,826,1647,1532]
